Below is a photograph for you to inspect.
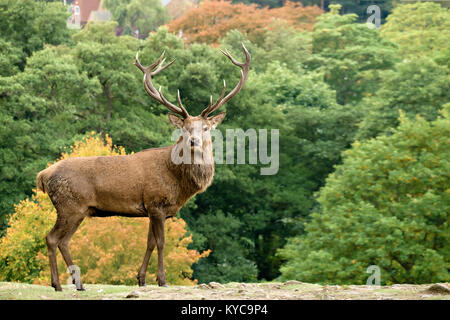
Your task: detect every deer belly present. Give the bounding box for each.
[93,188,146,216]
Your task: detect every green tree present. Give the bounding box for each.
[180,54,358,281]
[357,58,450,140]
[0,0,71,60]
[0,46,100,233]
[71,22,173,151]
[103,0,169,38]
[381,2,450,59]
[188,211,259,283]
[0,39,24,77]
[305,4,398,105]
[278,106,450,284]
[219,26,312,73]
[234,0,394,22]
[72,22,139,124]
[330,0,393,22]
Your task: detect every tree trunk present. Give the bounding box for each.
[105,85,112,122]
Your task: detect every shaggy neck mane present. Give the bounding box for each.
[176,162,214,191]
[167,141,215,192]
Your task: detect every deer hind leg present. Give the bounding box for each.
[58,213,86,291]
[137,219,156,287]
[46,215,70,291]
[46,205,89,292]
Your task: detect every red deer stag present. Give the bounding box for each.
[36,44,251,291]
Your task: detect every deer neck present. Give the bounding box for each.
[167,142,215,193]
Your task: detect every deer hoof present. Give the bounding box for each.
[77,284,86,291]
[159,284,168,288]
[52,285,63,292]
[136,275,146,287]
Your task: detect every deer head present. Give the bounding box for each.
[134,44,251,161]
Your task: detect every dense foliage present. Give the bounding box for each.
[381,1,450,59]
[278,107,450,284]
[0,0,71,64]
[0,1,448,285]
[103,0,170,38]
[233,0,395,22]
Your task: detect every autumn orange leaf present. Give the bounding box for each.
[167,0,322,44]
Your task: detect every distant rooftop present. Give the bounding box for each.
[67,0,111,28]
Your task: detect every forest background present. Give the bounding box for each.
[0,0,448,286]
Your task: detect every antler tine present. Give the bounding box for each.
[135,51,189,118]
[134,52,145,71]
[135,51,164,73]
[201,43,251,117]
[177,90,189,117]
[158,86,180,114]
[153,57,176,76]
[201,80,226,117]
[220,49,242,67]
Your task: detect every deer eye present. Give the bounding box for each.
[203,126,208,132]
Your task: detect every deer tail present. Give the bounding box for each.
[36,168,50,193]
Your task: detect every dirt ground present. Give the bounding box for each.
[1,281,449,300]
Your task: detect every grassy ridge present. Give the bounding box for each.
[0,281,448,300]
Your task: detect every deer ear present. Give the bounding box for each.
[209,112,226,129]
[168,113,184,128]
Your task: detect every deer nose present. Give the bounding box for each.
[190,137,201,147]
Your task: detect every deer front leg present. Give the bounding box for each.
[137,220,156,286]
[151,213,167,287]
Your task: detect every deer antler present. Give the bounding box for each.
[135,51,189,118]
[201,43,251,118]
